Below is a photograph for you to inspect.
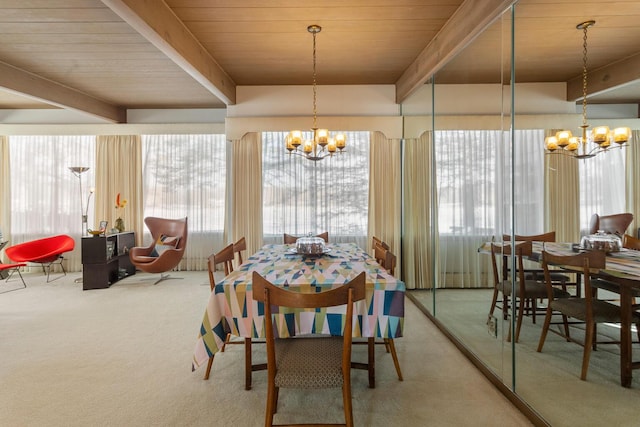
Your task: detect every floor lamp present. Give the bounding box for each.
[69,166,91,284]
[68,166,91,236]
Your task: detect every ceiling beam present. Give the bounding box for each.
[395,0,516,104]
[567,52,640,102]
[102,0,236,105]
[0,61,126,123]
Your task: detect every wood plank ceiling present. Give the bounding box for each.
[0,0,638,123]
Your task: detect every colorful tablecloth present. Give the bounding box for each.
[192,243,405,371]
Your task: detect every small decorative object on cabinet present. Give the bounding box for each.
[81,232,135,290]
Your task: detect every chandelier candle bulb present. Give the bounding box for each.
[335,133,346,149]
[317,129,329,146]
[291,130,302,147]
[327,139,337,153]
[545,136,558,151]
[592,126,609,143]
[614,127,631,143]
[303,140,313,153]
[556,131,572,147]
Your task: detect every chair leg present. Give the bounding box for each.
[245,337,252,390]
[385,338,403,381]
[537,307,553,352]
[342,380,354,427]
[265,381,276,427]
[514,296,525,343]
[204,355,214,380]
[367,337,375,388]
[581,321,595,380]
[562,314,571,341]
[488,287,499,318]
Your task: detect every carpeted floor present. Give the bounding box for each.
[0,271,531,426]
[410,288,640,427]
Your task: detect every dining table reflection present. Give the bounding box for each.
[480,240,640,387]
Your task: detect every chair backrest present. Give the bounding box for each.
[589,213,633,236]
[372,236,390,250]
[490,240,532,286]
[5,234,75,262]
[252,271,366,382]
[541,249,605,305]
[622,234,640,251]
[212,243,235,276]
[502,231,556,242]
[233,237,247,265]
[283,232,329,244]
[145,217,188,251]
[374,243,396,275]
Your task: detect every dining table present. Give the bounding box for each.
[192,242,406,388]
[480,240,640,387]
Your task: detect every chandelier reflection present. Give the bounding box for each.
[544,20,631,159]
[285,25,346,161]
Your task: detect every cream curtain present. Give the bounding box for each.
[231,132,264,256]
[95,135,143,245]
[0,136,10,260]
[402,132,436,289]
[367,131,402,276]
[544,129,580,242]
[625,130,640,235]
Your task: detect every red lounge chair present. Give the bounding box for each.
[5,235,75,282]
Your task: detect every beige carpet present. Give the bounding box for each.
[0,271,531,426]
[410,289,640,427]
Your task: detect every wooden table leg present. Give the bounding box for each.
[367,337,375,388]
[619,284,633,388]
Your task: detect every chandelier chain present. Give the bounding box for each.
[581,24,589,127]
[312,29,318,130]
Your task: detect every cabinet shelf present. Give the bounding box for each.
[81,232,135,290]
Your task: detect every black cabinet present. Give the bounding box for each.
[81,232,135,290]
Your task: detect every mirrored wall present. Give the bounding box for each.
[404,3,640,426]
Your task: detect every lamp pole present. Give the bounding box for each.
[68,167,90,236]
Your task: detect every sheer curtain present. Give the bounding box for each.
[579,143,626,233]
[8,135,96,271]
[141,134,226,270]
[436,129,544,288]
[262,131,369,249]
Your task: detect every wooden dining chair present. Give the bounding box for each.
[537,250,640,380]
[252,271,365,427]
[372,236,390,251]
[589,213,634,236]
[502,232,573,293]
[489,240,570,343]
[283,231,329,244]
[370,242,402,380]
[205,243,265,388]
[233,236,247,266]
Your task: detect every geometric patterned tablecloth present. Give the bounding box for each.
[192,243,405,371]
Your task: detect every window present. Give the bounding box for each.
[435,129,544,236]
[141,134,226,266]
[262,131,370,246]
[579,147,626,232]
[9,135,96,239]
